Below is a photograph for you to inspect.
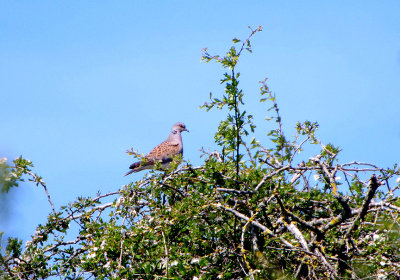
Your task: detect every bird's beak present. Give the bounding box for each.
[185,128,189,132]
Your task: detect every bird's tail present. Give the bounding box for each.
[124,160,153,176]
[124,169,136,176]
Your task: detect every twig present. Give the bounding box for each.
[27,171,56,214]
[161,230,169,278]
[255,165,290,191]
[216,188,252,195]
[118,216,127,268]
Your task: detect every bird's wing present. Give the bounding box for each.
[146,140,182,162]
[124,140,182,176]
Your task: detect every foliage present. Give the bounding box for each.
[1,27,400,279]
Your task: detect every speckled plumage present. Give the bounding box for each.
[125,122,188,176]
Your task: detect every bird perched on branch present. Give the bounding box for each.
[125,122,189,176]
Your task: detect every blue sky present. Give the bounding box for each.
[1,1,399,242]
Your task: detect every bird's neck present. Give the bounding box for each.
[167,130,181,141]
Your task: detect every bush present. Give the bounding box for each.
[1,27,400,280]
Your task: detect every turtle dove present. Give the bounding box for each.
[125,122,188,176]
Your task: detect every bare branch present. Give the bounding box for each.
[344,175,380,239]
[213,203,295,248]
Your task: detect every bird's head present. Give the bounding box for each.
[171,122,189,133]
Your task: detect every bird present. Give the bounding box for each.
[125,122,189,176]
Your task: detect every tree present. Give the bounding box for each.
[1,26,400,279]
